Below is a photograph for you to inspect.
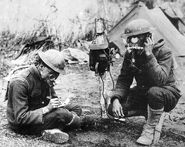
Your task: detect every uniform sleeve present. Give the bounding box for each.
[9,79,44,125]
[144,48,173,86]
[111,52,134,102]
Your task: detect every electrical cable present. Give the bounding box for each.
[99,49,115,90]
[99,70,114,101]
[100,75,106,102]
[108,70,115,90]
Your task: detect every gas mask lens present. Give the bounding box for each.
[47,74,57,87]
[49,74,56,80]
[130,37,139,44]
[127,33,151,48]
[127,35,145,46]
[47,70,59,87]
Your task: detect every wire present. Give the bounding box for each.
[108,70,115,90]
[99,69,114,101]
[100,75,106,102]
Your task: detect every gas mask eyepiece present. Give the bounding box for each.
[127,32,152,49]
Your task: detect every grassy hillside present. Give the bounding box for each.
[0,0,185,77]
[0,0,184,52]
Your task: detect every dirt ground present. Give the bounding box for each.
[0,57,185,147]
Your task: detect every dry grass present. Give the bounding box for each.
[0,0,128,46]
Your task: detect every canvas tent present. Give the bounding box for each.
[159,2,185,35]
[107,2,185,57]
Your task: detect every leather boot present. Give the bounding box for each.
[136,105,164,145]
[42,128,69,144]
[80,115,97,130]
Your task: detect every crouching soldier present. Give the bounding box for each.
[107,19,181,145]
[6,49,93,144]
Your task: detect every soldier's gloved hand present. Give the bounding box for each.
[112,99,124,118]
[144,37,154,56]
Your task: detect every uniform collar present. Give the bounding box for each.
[154,39,165,49]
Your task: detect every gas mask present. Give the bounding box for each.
[45,71,59,87]
[127,32,152,55]
[126,32,152,65]
[46,75,56,87]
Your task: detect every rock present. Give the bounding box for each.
[61,48,89,64]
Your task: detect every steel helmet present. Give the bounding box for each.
[123,19,154,37]
[38,49,65,74]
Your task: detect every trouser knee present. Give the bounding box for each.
[65,104,82,116]
[147,87,164,109]
[71,105,82,116]
[43,108,73,129]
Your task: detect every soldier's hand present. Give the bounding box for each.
[112,99,124,118]
[144,37,154,56]
[47,98,61,111]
